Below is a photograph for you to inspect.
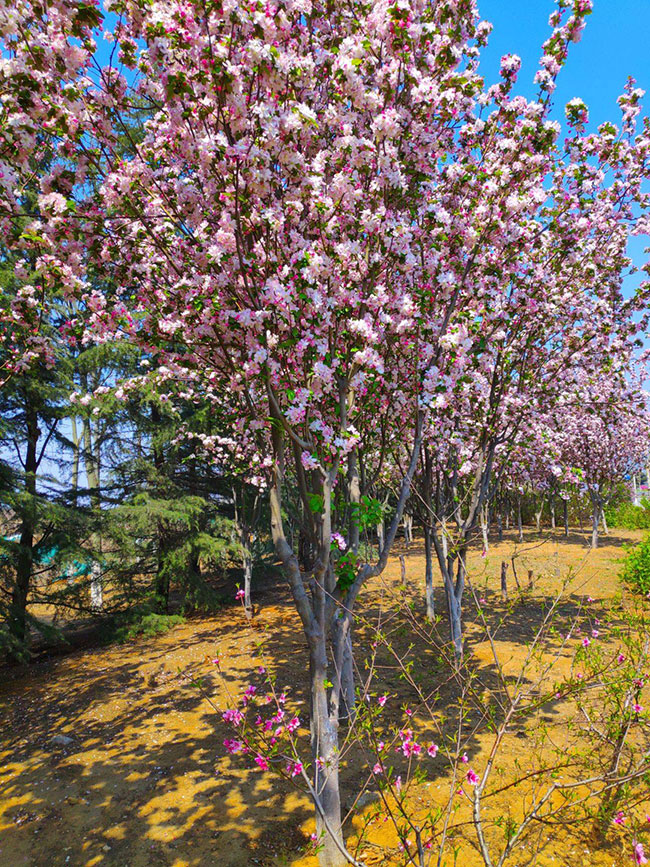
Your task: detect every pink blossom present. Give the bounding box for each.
[222,708,244,726]
[254,755,269,771]
[427,743,439,758]
[634,842,648,865]
[614,811,626,825]
[287,716,300,733]
[466,769,479,785]
[378,694,387,707]
[235,588,245,600]
[223,738,244,754]
[372,763,383,775]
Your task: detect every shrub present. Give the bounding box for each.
[100,607,185,645]
[605,499,650,530]
[621,534,650,595]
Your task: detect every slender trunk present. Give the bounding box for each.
[70,416,80,506]
[601,509,609,536]
[534,495,544,533]
[347,450,360,555]
[424,524,434,622]
[550,496,556,530]
[8,400,38,656]
[564,498,569,537]
[591,500,600,549]
[82,416,104,611]
[151,405,169,611]
[480,505,489,554]
[89,560,103,610]
[310,645,346,867]
[517,497,523,543]
[243,548,253,620]
[446,548,466,662]
[376,520,384,554]
[403,514,413,547]
[336,621,355,724]
[500,561,508,602]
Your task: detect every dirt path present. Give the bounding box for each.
[0,528,646,867]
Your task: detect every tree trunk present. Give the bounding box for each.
[82,414,104,611]
[480,505,489,553]
[337,624,355,724]
[423,524,434,622]
[8,401,38,656]
[70,416,80,506]
[591,500,600,549]
[517,497,523,542]
[564,498,569,537]
[376,520,384,554]
[243,548,253,619]
[550,496,556,530]
[403,514,413,547]
[310,645,346,867]
[601,509,609,536]
[500,561,508,601]
[89,560,103,610]
[445,549,466,662]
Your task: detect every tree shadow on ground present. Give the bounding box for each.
[0,527,641,866]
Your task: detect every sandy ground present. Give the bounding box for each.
[1,527,648,867]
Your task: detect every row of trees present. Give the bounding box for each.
[2,0,650,863]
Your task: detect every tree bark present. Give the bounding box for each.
[591,499,600,549]
[8,399,38,655]
[423,523,435,622]
[310,644,346,867]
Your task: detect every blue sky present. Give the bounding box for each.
[478,0,650,124]
[478,1,650,297]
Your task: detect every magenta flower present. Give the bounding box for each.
[618,654,626,663]
[427,743,439,758]
[633,703,643,714]
[235,588,245,600]
[378,694,387,707]
[287,716,300,733]
[614,810,626,825]
[254,754,269,771]
[582,637,591,647]
[460,753,469,764]
[223,738,244,754]
[466,769,479,786]
[633,841,648,865]
[222,708,244,726]
[287,761,303,777]
[372,763,383,775]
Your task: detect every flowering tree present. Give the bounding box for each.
[552,369,650,548]
[3,0,650,860]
